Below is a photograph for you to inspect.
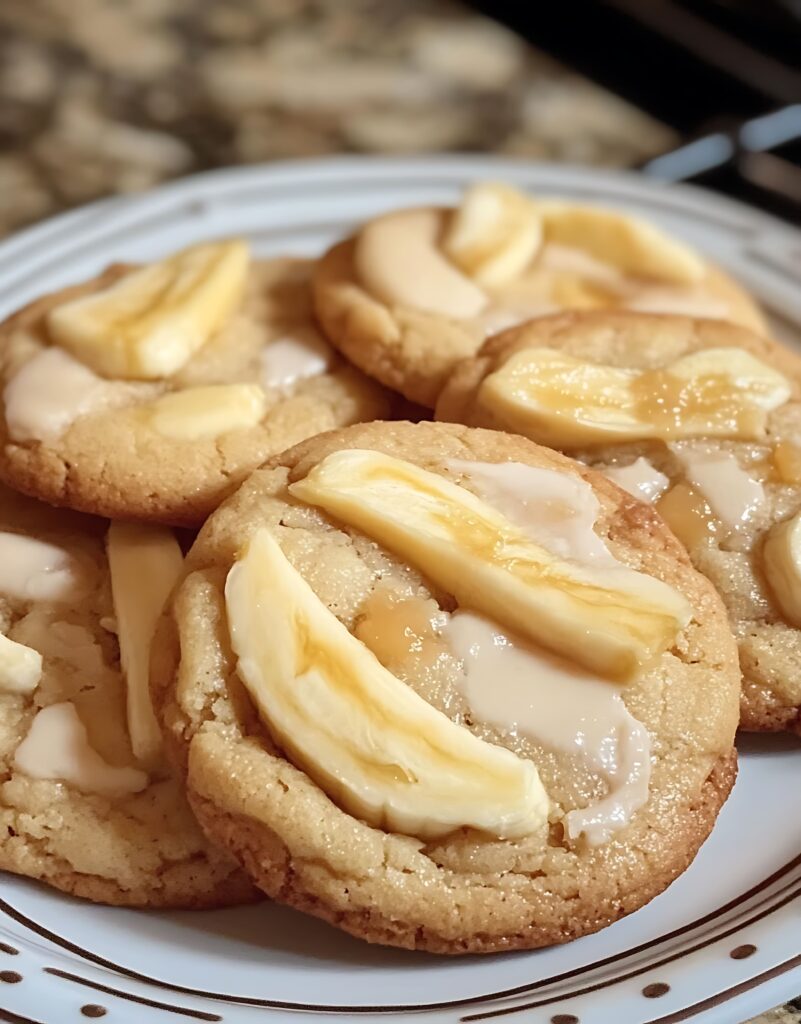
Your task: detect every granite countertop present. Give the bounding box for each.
[0,3,797,1022]
[0,0,678,236]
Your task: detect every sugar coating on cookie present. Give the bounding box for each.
[313,183,766,407]
[153,420,739,953]
[0,249,390,526]
[437,311,801,734]
[0,485,254,907]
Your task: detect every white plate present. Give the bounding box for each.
[0,157,800,1024]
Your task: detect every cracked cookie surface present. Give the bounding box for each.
[0,259,389,526]
[153,420,739,952]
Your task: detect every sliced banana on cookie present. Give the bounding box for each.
[144,384,267,440]
[355,209,488,318]
[225,528,549,841]
[443,182,544,287]
[479,346,791,448]
[442,183,705,289]
[290,450,691,680]
[48,240,250,380]
[536,201,706,285]
[108,523,184,764]
[763,512,801,626]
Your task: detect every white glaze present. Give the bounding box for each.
[0,532,82,602]
[14,702,148,797]
[260,325,334,389]
[671,444,765,530]
[4,347,114,443]
[604,457,670,503]
[444,611,651,845]
[447,459,616,564]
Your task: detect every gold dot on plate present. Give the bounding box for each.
[643,983,671,998]
[730,944,758,960]
[81,1006,107,1019]
[0,970,22,983]
[551,1015,580,1024]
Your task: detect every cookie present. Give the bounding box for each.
[313,183,766,407]
[437,310,801,733]
[0,483,256,907]
[0,246,389,526]
[152,420,739,953]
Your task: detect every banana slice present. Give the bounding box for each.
[479,346,791,448]
[225,529,548,841]
[773,441,801,485]
[763,512,801,627]
[537,201,706,285]
[48,240,250,380]
[355,209,488,318]
[0,632,42,694]
[144,384,267,440]
[289,450,691,680]
[443,182,544,287]
[108,523,184,764]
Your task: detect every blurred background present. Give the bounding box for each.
[1,0,799,241]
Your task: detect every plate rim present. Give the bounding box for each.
[0,154,799,1024]
[2,848,801,1014]
[0,152,798,278]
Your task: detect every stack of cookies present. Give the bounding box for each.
[0,181,796,952]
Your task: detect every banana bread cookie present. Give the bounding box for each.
[0,483,255,907]
[0,246,389,526]
[437,311,801,733]
[152,420,739,952]
[313,183,766,407]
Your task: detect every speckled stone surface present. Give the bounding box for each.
[0,0,677,235]
[0,1,796,1020]
[748,1005,801,1024]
